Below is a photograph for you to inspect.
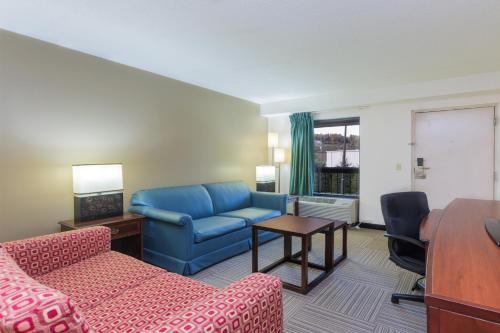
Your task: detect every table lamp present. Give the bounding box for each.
[72,164,124,222]
[256,165,276,192]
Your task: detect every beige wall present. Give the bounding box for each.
[0,29,267,242]
[268,92,500,225]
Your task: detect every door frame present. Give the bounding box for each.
[410,104,497,198]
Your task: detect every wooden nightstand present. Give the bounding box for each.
[59,213,145,260]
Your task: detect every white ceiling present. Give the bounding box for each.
[1,0,500,104]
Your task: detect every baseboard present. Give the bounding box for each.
[358,222,386,231]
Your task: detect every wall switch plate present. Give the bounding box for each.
[395,163,402,171]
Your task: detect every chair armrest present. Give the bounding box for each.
[384,233,426,249]
[251,191,288,215]
[129,206,192,226]
[1,226,111,277]
[148,273,283,333]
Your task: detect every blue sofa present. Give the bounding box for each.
[129,181,288,275]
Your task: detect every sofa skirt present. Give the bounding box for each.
[144,231,281,275]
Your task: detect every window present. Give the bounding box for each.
[314,117,360,197]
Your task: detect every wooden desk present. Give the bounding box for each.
[421,199,500,333]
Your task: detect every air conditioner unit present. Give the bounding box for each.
[298,196,359,225]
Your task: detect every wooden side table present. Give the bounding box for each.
[59,213,145,260]
[252,215,347,294]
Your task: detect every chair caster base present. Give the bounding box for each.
[411,277,426,291]
[391,293,424,304]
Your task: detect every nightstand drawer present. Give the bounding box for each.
[109,220,141,239]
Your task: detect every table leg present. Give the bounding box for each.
[284,234,292,260]
[325,226,333,271]
[301,235,309,291]
[342,224,348,259]
[252,227,258,272]
[333,224,348,266]
[139,222,144,261]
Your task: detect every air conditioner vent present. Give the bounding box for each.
[298,196,359,225]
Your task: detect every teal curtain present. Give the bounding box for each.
[289,112,315,196]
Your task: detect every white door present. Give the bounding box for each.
[413,107,495,209]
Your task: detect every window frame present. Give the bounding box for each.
[313,117,360,198]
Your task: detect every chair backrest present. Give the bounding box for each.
[380,192,429,255]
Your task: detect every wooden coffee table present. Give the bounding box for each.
[252,215,347,294]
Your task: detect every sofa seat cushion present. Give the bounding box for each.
[37,251,164,311]
[219,207,281,226]
[83,272,217,332]
[0,248,90,332]
[192,216,246,243]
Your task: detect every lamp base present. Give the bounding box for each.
[74,193,123,222]
[257,181,276,192]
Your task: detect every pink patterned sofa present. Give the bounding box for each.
[0,226,283,333]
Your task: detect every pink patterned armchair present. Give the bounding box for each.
[0,227,283,333]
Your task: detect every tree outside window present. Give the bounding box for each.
[314,118,360,196]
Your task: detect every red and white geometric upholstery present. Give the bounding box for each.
[1,227,284,333]
[150,273,283,333]
[2,227,111,277]
[37,251,165,311]
[84,272,219,332]
[0,248,90,333]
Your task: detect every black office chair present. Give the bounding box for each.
[380,192,429,304]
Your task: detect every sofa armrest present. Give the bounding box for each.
[1,226,111,277]
[0,248,92,331]
[129,206,195,263]
[149,273,283,333]
[251,191,288,215]
[129,206,192,226]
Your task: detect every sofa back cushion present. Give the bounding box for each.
[0,248,90,332]
[131,185,214,219]
[1,227,111,278]
[203,181,252,214]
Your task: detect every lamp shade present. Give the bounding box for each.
[73,164,123,194]
[273,148,285,163]
[256,165,276,182]
[268,132,279,148]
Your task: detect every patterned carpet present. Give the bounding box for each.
[192,227,426,333]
